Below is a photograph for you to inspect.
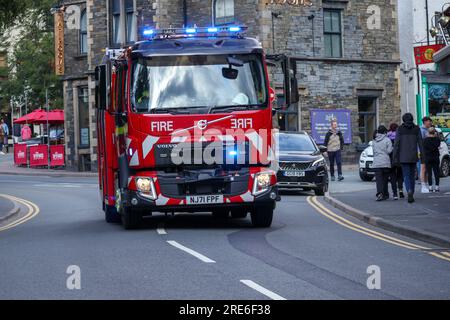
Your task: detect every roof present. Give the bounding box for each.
[131,37,263,57]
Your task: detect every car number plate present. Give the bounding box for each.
[186,195,224,205]
[283,171,306,177]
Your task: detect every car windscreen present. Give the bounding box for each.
[278,134,317,152]
[130,54,266,112]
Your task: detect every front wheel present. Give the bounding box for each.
[314,183,328,196]
[121,206,142,230]
[231,209,248,219]
[359,171,374,181]
[251,206,274,228]
[440,158,449,177]
[105,204,121,223]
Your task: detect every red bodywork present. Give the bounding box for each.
[97,41,278,212]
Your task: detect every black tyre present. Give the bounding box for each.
[121,206,142,230]
[314,183,328,196]
[440,158,449,177]
[231,209,248,219]
[251,206,274,228]
[359,171,374,181]
[105,204,121,223]
[212,209,230,219]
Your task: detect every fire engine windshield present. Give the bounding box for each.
[131,54,267,113]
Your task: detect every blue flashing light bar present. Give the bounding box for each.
[142,26,247,38]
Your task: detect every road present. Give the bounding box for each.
[0,174,449,300]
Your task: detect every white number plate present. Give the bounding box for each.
[283,171,306,177]
[186,195,224,205]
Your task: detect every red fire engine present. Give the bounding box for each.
[95,26,299,229]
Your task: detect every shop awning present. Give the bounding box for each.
[14,109,64,125]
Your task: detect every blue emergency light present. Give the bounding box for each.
[142,26,247,39]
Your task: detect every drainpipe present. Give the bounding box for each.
[426,0,430,45]
[183,0,187,27]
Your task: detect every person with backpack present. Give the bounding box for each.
[423,127,441,193]
[372,125,393,201]
[393,113,424,203]
[387,123,404,199]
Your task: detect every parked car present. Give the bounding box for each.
[444,132,450,149]
[359,129,450,181]
[359,141,375,181]
[277,131,329,195]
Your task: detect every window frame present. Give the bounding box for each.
[213,0,235,26]
[80,9,88,55]
[323,9,343,58]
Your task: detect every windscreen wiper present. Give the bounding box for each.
[150,106,208,114]
[208,105,263,114]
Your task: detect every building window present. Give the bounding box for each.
[358,97,377,144]
[78,87,90,148]
[111,0,136,46]
[80,10,87,54]
[323,9,342,58]
[125,0,136,43]
[214,0,235,25]
[428,84,450,130]
[112,0,121,45]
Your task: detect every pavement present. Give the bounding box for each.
[0,150,97,177]
[0,173,449,299]
[326,171,450,248]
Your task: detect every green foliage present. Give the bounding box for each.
[0,0,63,111]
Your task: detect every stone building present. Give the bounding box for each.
[60,0,400,171]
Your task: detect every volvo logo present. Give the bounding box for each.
[197,120,208,130]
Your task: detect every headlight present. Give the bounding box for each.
[136,177,157,200]
[253,171,275,196]
[312,157,326,168]
[361,151,367,158]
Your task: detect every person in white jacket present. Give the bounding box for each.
[372,125,393,201]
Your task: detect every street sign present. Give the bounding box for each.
[54,12,65,76]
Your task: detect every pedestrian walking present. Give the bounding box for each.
[323,119,345,182]
[1,119,9,154]
[0,121,5,155]
[419,116,433,193]
[423,127,441,193]
[387,123,404,199]
[393,113,424,203]
[372,125,393,201]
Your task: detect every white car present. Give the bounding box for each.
[359,129,450,181]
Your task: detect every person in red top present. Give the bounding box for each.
[21,124,32,141]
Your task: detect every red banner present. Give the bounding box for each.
[50,145,65,167]
[14,144,28,166]
[414,44,445,65]
[29,145,48,167]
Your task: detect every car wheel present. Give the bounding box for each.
[314,183,328,196]
[441,158,450,177]
[359,171,374,181]
[121,206,142,230]
[251,206,273,228]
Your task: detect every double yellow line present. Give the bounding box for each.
[0,194,40,232]
[307,196,450,262]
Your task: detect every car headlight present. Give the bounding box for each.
[253,171,275,196]
[136,177,157,200]
[312,157,326,168]
[361,151,367,158]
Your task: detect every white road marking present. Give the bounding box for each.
[240,280,287,301]
[157,224,167,235]
[167,241,216,263]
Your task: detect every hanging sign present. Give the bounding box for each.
[265,0,313,6]
[54,12,65,75]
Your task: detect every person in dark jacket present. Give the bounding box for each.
[323,119,345,181]
[387,123,404,199]
[423,127,441,193]
[372,125,393,201]
[393,113,424,203]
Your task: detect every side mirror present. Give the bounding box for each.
[222,67,239,80]
[319,146,328,153]
[95,65,107,110]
